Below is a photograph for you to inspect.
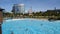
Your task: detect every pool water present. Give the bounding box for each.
[2,19,60,34]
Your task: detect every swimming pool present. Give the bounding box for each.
[2,18,60,34]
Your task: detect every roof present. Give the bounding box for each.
[0,8,4,11]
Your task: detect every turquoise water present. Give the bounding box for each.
[2,19,60,34]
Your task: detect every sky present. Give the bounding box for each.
[0,0,60,12]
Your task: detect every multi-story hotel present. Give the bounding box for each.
[12,4,25,14]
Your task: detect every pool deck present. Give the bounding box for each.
[12,18,48,20]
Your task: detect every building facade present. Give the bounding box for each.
[12,4,25,14]
[28,7,33,15]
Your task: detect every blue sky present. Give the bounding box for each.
[0,0,60,12]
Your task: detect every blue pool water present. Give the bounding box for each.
[2,19,60,34]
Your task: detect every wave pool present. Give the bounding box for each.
[2,19,60,34]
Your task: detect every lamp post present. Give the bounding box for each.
[0,8,4,34]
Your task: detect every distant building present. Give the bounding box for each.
[46,8,60,16]
[47,9,60,13]
[12,4,25,14]
[47,7,60,12]
[28,7,33,15]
